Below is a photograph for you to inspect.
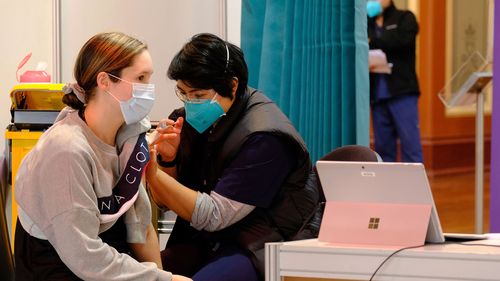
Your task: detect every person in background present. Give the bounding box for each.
[14,32,190,281]
[147,33,319,281]
[367,0,423,163]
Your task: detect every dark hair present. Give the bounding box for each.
[167,33,248,99]
[63,32,148,109]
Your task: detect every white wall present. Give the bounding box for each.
[0,0,53,152]
[227,0,242,46]
[56,0,225,122]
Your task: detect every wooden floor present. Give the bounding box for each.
[429,171,490,233]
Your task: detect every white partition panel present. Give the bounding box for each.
[54,0,226,121]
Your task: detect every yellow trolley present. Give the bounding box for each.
[6,83,65,248]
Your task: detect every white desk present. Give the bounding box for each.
[265,239,500,281]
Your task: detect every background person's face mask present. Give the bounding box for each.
[367,1,382,18]
[184,95,225,133]
[107,73,155,125]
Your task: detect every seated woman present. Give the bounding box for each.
[14,31,190,281]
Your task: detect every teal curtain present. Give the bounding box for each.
[241,0,369,162]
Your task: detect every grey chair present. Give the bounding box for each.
[293,145,381,240]
[0,185,14,281]
[316,145,381,202]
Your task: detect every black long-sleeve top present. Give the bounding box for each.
[368,3,420,99]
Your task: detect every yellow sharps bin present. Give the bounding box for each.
[5,83,65,249]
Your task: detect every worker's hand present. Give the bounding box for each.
[152,117,183,162]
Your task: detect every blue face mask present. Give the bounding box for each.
[184,95,225,133]
[106,73,155,125]
[367,1,382,18]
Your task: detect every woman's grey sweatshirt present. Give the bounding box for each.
[15,109,172,281]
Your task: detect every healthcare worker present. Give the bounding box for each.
[147,33,319,281]
[367,0,423,163]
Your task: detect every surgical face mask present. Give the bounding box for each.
[367,1,382,18]
[107,73,155,125]
[184,94,225,133]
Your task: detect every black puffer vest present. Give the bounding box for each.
[167,88,319,275]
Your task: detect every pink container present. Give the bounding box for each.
[20,70,51,83]
[16,52,51,83]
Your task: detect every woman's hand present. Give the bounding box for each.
[153,117,183,162]
[172,275,192,281]
[129,223,162,269]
